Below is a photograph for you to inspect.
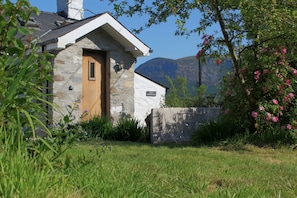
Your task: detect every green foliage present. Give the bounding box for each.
[108,0,297,144]
[80,115,114,139]
[0,0,86,177]
[107,118,148,142]
[165,76,220,107]
[79,116,149,142]
[191,117,246,146]
[0,141,64,197]
[220,1,297,143]
[248,127,297,148]
[0,0,60,161]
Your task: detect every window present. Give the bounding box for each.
[89,62,95,80]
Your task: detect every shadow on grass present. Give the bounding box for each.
[217,143,251,152]
[80,139,252,153]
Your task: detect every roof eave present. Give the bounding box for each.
[40,12,150,57]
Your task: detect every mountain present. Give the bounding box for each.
[135,56,232,94]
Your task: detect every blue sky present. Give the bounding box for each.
[21,0,204,67]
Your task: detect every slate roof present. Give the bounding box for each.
[27,11,74,37]
[19,11,150,57]
[27,11,100,44]
[32,13,101,43]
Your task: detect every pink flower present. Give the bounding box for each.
[281,48,287,55]
[266,113,272,121]
[279,106,284,111]
[259,106,265,111]
[272,99,279,105]
[272,116,279,122]
[251,111,258,118]
[203,39,208,45]
[284,93,294,103]
[292,69,297,76]
[287,124,292,130]
[285,79,291,86]
[254,70,261,75]
[254,70,261,81]
[196,50,202,59]
[216,59,222,65]
[202,34,208,39]
[284,96,290,103]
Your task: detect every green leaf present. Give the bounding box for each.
[6,65,28,101]
[6,47,22,55]
[7,27,18,39]
[18,26,29,35]
[14,39,24,50]
[39,138,58,155]
[20,109,36,138]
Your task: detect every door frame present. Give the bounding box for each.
[82,49,110,118]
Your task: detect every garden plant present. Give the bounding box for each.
[2,0,297,197]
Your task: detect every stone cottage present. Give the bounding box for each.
[24,0,152,124]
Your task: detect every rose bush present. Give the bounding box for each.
[220,46,297,143]
[196,31,297,144]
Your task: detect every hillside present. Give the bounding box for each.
[135,56,232,94]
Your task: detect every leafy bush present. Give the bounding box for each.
[165,76,221,108]
[191,117,246,145]
[107,118,146,142]
[80,116,114,139]
[248,126,297,147]
[0,0,60,165]
[79,116,149,142]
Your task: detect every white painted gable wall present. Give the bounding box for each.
[134,73,166,126]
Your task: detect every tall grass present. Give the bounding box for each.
[2,136,297,197]
[0,126,62,197]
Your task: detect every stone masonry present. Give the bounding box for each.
[51,28,135,124]
[150,107,220,144]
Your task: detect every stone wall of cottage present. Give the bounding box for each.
[52,28,135,124]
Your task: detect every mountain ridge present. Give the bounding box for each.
[135,56,232,94]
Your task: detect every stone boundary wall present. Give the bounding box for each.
[150,107,220,144]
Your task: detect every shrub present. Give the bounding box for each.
[108,118,146,142]
[79,116,114,139]
[248,126,297,147]
[191,117,246,145]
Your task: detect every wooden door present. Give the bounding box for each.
[82,50,106,120]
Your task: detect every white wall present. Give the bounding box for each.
[57,0,84,20]
[134,73,166,126]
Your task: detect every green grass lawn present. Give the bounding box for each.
[55,141,297,197]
